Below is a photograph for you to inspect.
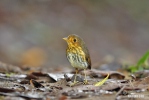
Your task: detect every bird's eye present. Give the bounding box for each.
[73,38,77,42]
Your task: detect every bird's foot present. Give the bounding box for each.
[83,80,89,85]
[69,81,78,87]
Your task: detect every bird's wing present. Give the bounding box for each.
[82,45,91,69]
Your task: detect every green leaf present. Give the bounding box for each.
[128,65,137,72]
[137,51,149,67]
[127,51,149,72]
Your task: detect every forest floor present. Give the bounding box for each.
[0,60,149,100]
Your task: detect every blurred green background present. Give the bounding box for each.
[0,0,149,70]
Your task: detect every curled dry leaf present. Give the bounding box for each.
[25,74,38,80]
[0,87,15,93]
[133,70,149,79]
[84,69,125,79]
[31,72,47,77]
[30,79,44,88]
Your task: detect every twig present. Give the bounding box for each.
[115,85,126,97]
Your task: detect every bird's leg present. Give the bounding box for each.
[83,69,88,84]
[74,68,78,83]
[70,68,78,86]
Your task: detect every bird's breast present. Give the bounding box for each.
[67,51,88,69]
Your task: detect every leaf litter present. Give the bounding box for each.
[0,61,149,100]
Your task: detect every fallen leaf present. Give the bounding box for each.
[95,73,109,86]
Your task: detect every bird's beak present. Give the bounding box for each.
[63,37,67,41]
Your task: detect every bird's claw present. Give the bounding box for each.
[83,80,89,85]
[69,81,78,87]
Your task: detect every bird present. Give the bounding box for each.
[63,34,91,85]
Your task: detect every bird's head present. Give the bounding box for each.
[63,34,84,47]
